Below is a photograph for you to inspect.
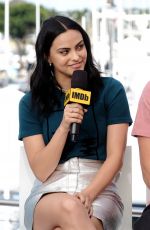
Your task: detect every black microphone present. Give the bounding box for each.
[65,70,91,142]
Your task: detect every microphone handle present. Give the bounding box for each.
[70,123,80,142]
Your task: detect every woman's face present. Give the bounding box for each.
[48,29,87,81]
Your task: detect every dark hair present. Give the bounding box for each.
[30,15,101,116]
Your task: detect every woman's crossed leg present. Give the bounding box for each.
[33,192,103,230]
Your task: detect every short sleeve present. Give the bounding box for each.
[132,81,150,137]
[105,78,132,126]
[18,93,42,140]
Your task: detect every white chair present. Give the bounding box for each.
[19,146,35,230]
[117,146,132,230]
[19,146,132,230]
[146,187,150,205]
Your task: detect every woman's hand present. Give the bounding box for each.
[74,191,93,218]
[60,103,87,132]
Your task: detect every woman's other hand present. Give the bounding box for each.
[74,191,93,218]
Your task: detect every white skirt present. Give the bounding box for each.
[24,157,124,230]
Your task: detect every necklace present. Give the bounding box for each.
[56,86,68,93]
[61,88,68,93]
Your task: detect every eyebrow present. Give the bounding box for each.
[75,40,84,47]
[57,39,84,51]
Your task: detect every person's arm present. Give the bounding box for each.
[23,103,86,182]
[23,126,69,182]
[75,79,131,210]
[132,82,150,188]
[138,137,150,189]
[75,123,128,204]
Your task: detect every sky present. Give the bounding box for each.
[26,0,150,11]
[1,0,150,11]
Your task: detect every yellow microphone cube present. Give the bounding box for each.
[64,88,91,106]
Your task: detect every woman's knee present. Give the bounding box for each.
[61,195,84,215]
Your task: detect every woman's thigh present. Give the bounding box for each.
[33,193,72,227]
[33,192,96,229]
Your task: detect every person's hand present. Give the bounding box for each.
[74,191,93,218]
[60,103,87,132]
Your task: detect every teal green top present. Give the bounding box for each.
[18,77,132,163]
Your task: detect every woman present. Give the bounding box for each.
[132,81,150,230]
[19,15,132,230]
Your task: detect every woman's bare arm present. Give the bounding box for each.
[23,103,85,182]
[138,137,150,188]
[76,123,128,204]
